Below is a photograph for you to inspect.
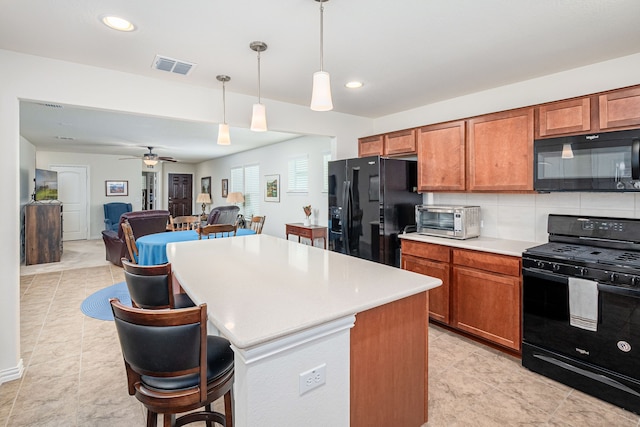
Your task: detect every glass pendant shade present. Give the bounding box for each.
[217,123,231,146]
[561,143,574,159]
[310,71,333,111]
[250,103,267,132]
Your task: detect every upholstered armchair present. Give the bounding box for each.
[103,202,132,232]
[206,205,240,225]
[101,210,170,266]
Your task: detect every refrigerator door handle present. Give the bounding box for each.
[342,180,351,254]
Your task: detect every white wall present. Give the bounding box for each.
[197,135,331,239]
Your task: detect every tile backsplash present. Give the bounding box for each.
[430,192,640,243]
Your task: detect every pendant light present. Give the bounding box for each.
[216,75,231,145]
[250,41,268,132]
[310,0,333,111]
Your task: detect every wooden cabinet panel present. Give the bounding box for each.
[467,108,534,191]
[402,254,450,324]
[417,121,466,191]
[402,240,450,263]
[452,266,521,351]
[599,86,640,130]
[537,98,591,138]
[351,292,428,426]
[384,129,417,156]
[452,248,521,277]
[358,135,384,157]
[25,203,63,265]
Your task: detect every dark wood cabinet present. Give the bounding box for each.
[599,86,640,131]
[467,108,534,192]
[401,239,522,352]
[358,135,384,157]
[384,128,417,156]
[417,120,466,192]
[25,203,63,265]
[536,97,592,138]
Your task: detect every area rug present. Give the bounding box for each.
[80,281,131,321]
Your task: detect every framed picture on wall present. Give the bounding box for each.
[265,174,280,202]
[105,180,128,196]
[221,179,229,198]
[201,176,211,198]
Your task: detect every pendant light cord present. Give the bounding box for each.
[257,50,262,103]
[222,81,227,124]
[319,2,324,71]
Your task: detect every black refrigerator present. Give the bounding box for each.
[328,156,422,267]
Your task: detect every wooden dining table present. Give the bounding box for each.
[136,228,255,265]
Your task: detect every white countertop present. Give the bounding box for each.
[167,234,441,349]
[400,233,539,257]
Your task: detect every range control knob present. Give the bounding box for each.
[536,261,545,269]
[634,181,640,190]
[610,273,619,282]
[552,263,561,272]
[578,267,587,276]
[631,276,640,287]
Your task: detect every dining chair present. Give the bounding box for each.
[121,259,194,309]
[109,298,234,427]
[170,215,200,231]
[121,220,138,264]
[199,224,237,240]
[248,215,266,234]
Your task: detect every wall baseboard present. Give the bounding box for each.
[0,359,24,384]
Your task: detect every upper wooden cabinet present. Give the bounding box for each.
[417,121,466,192]
[599,86,640,131]
[536,97,592,138]
[358,134,384,157]
[467,108,534,192]
[384,129,417,156]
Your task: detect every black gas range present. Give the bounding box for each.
[522,214,640,414]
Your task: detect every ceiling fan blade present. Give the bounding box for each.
[159,157,177,162]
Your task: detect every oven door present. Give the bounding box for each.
[523,267,640,379]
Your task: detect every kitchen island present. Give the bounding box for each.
[167,234,441,427]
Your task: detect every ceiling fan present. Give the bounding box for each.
[120,146,177,165]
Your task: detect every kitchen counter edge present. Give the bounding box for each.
[400,233,539,257]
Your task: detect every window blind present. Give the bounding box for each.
[287,156,308,193]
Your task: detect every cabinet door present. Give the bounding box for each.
[452,266,521,351]
[599,86,640,130]
[467,108,534,191]
[402,254,450,324]
[384,129,417,156]
[537,98,591,138]
[358,135,384,157]
[417,121,466,191]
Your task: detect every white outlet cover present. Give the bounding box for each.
[299,363,326,395]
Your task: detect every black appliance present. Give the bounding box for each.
[534,128,640,192]
[328,156,421,267]
[522,214,640,414]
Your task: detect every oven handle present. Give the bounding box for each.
[598,283,640,299]
[523,268,566,284]
[524,268,640,299]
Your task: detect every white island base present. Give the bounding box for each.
[168,234,439,426]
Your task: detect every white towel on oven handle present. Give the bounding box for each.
[568,277,599,332]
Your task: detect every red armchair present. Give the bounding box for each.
[102,210,170,266]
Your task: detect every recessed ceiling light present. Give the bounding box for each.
[345,81,364,89]
[102,16,135,32]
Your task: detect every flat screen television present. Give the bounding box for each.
[34,168,58,201]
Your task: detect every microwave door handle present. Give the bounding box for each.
[632,138,640,180]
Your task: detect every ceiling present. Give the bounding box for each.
[4,0,640,163]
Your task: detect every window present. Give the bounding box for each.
[287,156,308,193]
[230,164,260,219]
[322,152,331,192]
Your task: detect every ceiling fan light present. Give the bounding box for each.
[143,158,158,166]
[217,123,231,145]
[310,71,333,111]
[250,103,268,132]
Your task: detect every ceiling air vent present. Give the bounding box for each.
[152,55,196,76]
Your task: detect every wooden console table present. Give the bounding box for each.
[285,223,328,249]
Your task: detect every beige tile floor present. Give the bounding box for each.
[2,239,640,426]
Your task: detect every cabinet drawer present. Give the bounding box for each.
[402,240,450,262]
[452,249,520,276]
[287,225,312,239]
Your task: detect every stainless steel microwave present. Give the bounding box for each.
[534,128,640,192]
[415,205,480,239]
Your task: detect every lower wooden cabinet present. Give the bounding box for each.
[401,239,522,352]
[25,203,63,265]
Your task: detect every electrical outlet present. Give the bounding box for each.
[298,363,326,395]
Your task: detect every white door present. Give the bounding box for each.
[50,165,88,241]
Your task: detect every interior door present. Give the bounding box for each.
[168,173,193,217]
[50,165,88,241]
